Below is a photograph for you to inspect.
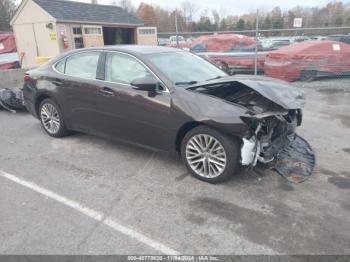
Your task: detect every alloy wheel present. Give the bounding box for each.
[185,134,227,178]
[40,103,61,134]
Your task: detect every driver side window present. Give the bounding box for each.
[105,52,152,84]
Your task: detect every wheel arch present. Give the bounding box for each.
[299,69,318,82]
[175,121,202,153]
[35,93,61,117]
[175,121,242,153]
[35,94,51,117]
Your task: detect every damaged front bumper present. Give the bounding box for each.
[240,109,302,167]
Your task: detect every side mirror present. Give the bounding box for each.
[131,76,158,92]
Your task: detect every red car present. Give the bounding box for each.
[0,33,18,70]
[264,40,350,81]
[190,34,266,73]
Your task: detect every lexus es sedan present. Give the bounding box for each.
[23,46,304,183]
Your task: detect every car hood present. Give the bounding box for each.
[188,75,305,110]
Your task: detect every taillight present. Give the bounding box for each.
[24,73,30,81]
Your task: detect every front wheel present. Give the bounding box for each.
[181,126,240,183]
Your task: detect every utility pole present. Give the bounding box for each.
[254,9,259,76]
[175,13,179,48]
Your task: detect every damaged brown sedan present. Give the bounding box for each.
[23,46,311,183]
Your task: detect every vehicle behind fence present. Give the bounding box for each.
[158,25,350,82]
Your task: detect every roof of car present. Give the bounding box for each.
[268,40,350,55]
[49,45,183,63]
[33,0,143,26]
[94,45,182,55]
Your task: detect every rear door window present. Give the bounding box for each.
[64,51,101,79]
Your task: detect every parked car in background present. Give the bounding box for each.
[167,35,190,50]
[290,36,311,43]
[325,34,350,45]
[190,34,256,52]
[268,40,291,50]
[190,34,266,74]
[186,37,195,45]
[0,33,19,70]
[264,40,350,81]
[260,38,292,51]
[310,35,327,41]
[158,38,170,46]
[23,46,304,183]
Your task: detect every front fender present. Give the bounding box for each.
[172,88,251,137]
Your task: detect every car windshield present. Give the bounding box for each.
[147,52,227,86]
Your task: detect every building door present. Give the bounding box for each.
[103,27,135,45]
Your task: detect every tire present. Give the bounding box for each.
[181,125,240,183]
[300,70,317,82]
[39,98,68,138]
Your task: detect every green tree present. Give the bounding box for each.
[236,18,245,30]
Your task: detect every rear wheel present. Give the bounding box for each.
[181,126,240,183]
[300,70,317,82]
[39,98,68,137]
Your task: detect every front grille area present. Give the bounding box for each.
[257,110,298,160]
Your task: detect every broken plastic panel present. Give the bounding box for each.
[0,88,26,113]
[272,135,316,183]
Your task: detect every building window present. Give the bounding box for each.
[73,27,82,35]
[84,27,102,35]
[74,37,84,49]
[138,28,156,35]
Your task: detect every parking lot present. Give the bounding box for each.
[0,78,350,255]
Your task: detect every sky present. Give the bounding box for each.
[16,0,333,17]
[74,0,331,15]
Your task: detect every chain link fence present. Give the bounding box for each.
[157,24,350,83]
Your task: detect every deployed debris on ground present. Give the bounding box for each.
[0,88,26,113]
[269,135,316,183]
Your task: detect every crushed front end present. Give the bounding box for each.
[240,109,302,166]
[187,76,315,182]
[240,109,315,183]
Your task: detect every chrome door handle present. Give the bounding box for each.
[99,87,114,97]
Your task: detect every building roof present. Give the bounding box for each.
[33,0,143,26]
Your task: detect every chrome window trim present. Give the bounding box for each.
[52,49,170,94]
[104,50,169,93]
[52,50,102,80]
